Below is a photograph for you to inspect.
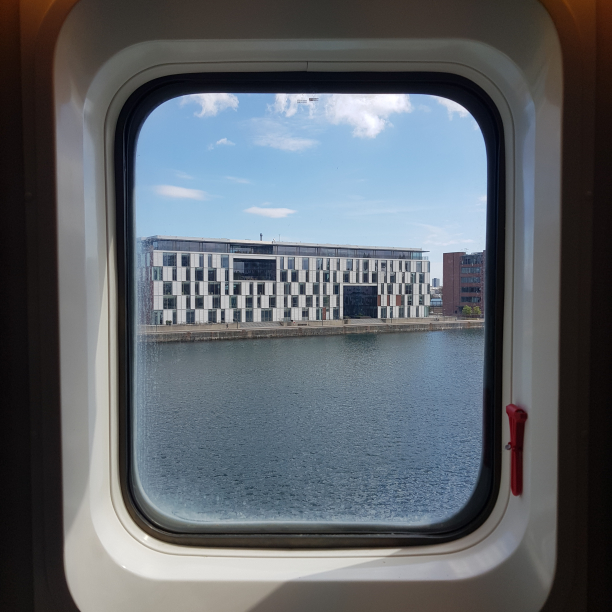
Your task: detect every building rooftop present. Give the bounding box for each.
[141,235,428,253]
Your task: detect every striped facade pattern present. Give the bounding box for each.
[139,238,431,325]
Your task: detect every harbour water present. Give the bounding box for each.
[134,328,484,528]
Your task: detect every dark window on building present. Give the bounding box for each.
[172,267,177,281]
[390,273,396,283]
[419,295,424,305]
[323,296,330,308]
[185,297,191,309]
[185,268,191,281]
[208,269,216,281]
[416,262,422,272]
[195,267,204,281]
[280,270,287,282]
[287,257,295,270]
[163,252,176,266]
[302,308,309,320]
[163,281,173,295]
[284,282,291,295]
[291,296,298,308]
[333,308,340,320]
[208,310,217,323]
[411,272,416,283]
[163,296,176,309]
[245,309,253,323]
[306,296,313,307]
[461,276,481,284]
[207,254,213,267]
[233,309,241,323]
[245,296,253,308]
[181,254,190,267]
[333,284,340,295]
[262,309,273,322]
[269,296,276,308]
[233,258,276,281]
[461,267,481,274]
[257,296,261,308]
[230,296,237,309]
[346,259,353,271]
[418,273,425,283]
[343,272,350,283]
[152,267,163,281]
[199,255,204,267]
[196,296,204,309]
[279,257,284,269]
[291,271,298,282]
[249,282,254,295]
[225,283,229,295]
[172,310,177,325]
[387,284,393,294]
[283,308,291,321]
[212,296,221,309]
[283,297,288,308]
[221,310,225,323]
[323,271,330,283]
[461,296,482,303]
[186,310,195,324]
[371,272,377,283]
[381,307,387,318]
[221,255,229,268]
[257,283,265,295]
[407,295,413,306]
[299,283,306,295]
[208,282,220,295]
[316,258,323,270]
[462,286,482,293]
[362,272,369,283]
[363,260,369,272]
[306,271,310,282]
[302,258,309,270]
[233,282,242,295]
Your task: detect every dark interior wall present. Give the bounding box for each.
[0,0,34,608]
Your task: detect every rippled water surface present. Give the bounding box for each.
[134,329,484,527]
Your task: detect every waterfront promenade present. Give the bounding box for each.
[139,317,484,343]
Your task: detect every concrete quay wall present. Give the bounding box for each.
[138,319,484,343]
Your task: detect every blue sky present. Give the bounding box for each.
[135,93,487,281]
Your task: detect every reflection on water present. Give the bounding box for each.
[134,329,484,527]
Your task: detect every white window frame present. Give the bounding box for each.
[50,0,562,609]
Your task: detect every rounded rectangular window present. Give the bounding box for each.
[117,73,504,546]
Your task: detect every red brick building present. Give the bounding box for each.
[442,251,485,316]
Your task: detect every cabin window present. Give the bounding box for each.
[118,73,504,547]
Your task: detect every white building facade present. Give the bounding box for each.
[138,237,431,325]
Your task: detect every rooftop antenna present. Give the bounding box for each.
[260,233,263,241]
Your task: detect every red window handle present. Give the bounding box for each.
[506,404,528,496]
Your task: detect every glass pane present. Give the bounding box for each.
[133,91,489,534]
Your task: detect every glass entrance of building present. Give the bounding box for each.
[343,285,378,318]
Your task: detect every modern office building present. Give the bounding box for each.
[442,251,485,316]
[432,278,441,288]
[138,236,431,325]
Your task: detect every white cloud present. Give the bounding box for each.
[154,185,208,200]
[245,206,296,218]
[254,132,317,151]
[180,93,239,117]
[271,94,318,117]
[174,171,194,180]
[323,94,412,138]
[269,93,413,139]
[417,223,475,247]
[434,96,470,119]
[216,138,235,146]
[225,176,251,184]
